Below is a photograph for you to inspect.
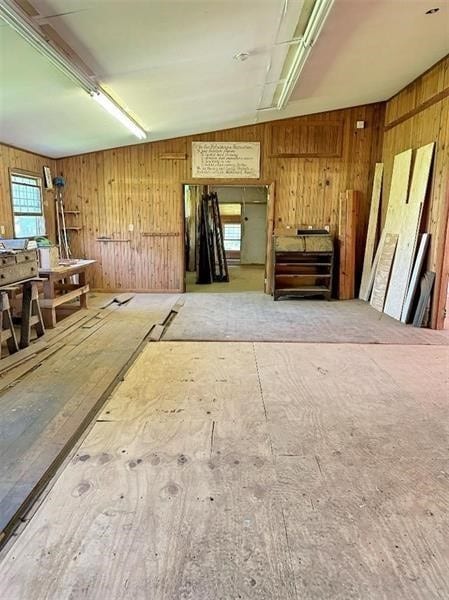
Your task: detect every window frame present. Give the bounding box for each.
[9,168,46,239]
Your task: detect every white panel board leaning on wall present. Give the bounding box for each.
[192,142,260,179]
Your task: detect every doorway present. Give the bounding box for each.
[183,185,269,293]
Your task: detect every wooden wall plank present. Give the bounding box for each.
[0,144,57,242]
[57,105,384,292]
[338,190,360,299]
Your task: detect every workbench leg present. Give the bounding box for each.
[78,271,88,309]
[42,308,57,329]
[20,282,45,348]
[19,283,32,349]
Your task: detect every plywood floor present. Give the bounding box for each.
[186,264,265,293]
[1,341,448,599]
[0,293,179,539]
[164,293,449,344]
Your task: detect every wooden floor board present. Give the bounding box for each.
[1,341,448,599]
[0,293,180,536]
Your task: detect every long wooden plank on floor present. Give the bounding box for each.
[384,142,435,320]
[359,163,383,300]
[0,296,179,537]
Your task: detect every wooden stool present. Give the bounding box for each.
[20,281,45,349]
[0,291,19,358]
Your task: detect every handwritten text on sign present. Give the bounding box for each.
[192,142,260,179]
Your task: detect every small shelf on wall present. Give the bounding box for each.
[62,210,81,215]
[64,226,83,231]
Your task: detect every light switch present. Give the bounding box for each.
[128,223,134,232]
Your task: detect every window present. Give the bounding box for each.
[10,172,46,238]
[223,223,241,251]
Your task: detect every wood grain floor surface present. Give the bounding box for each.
[0,293,179,537]
[163,294,449,344]
[1,341,448,599]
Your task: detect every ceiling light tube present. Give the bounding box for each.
[0,0,147,139]
[0,0,96,93]
[91,91,147,139]
[277,0,334,109]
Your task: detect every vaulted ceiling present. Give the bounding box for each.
[0,0,448,158]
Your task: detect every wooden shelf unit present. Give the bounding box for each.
[273,234,334,300]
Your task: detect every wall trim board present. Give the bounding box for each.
[384,87,449,131]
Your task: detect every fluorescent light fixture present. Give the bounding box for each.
[91,91,147,139]
[0,0,147,139]
[276,0,334,109]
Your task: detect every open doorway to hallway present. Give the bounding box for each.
[183,185,268,293]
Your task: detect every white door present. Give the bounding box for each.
[240,203,267,264]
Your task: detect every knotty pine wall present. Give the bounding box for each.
[382,54,449,328]
[0,143,57,242]
[58,103,385,292]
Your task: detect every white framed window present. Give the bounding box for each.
[10,172,46,238]
[223,223,241,251]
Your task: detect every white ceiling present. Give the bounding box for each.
[0,0,448,158]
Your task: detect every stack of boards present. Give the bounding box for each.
[359,143,435,326]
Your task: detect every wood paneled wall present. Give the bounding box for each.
[58,103,385,292]
[0,143,57,242]
[382,55,449,328]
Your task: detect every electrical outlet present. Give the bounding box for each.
[0,225,5,235]
[128,223,134,232]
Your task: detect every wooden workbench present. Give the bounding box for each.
[39,259,96,328]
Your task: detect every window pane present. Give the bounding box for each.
[223,223,241,251]
[14,215,46,238]
[223,224,241,240]
[11,174,43,215]
[224,239,240,251]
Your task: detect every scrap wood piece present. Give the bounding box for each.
[359,163,383,300]
[401,233,430,323]
[413,271,436,327]
[384,142,435,320]
[338,190,360,300]
[100,293,135,309]
[370,233,398,312]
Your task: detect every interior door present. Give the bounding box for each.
[240,203,267,265]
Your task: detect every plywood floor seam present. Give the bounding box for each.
[1,340,448,599]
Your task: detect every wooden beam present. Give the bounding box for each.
[338,190,360,300]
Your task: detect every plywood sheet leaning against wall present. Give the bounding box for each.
[384,143,435,320]
[382,55,449,328]
[359,163,383,300]
[401,233,430,323]
[362,149,412,303]
[370,233,398,312]
[338,190,360,299]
